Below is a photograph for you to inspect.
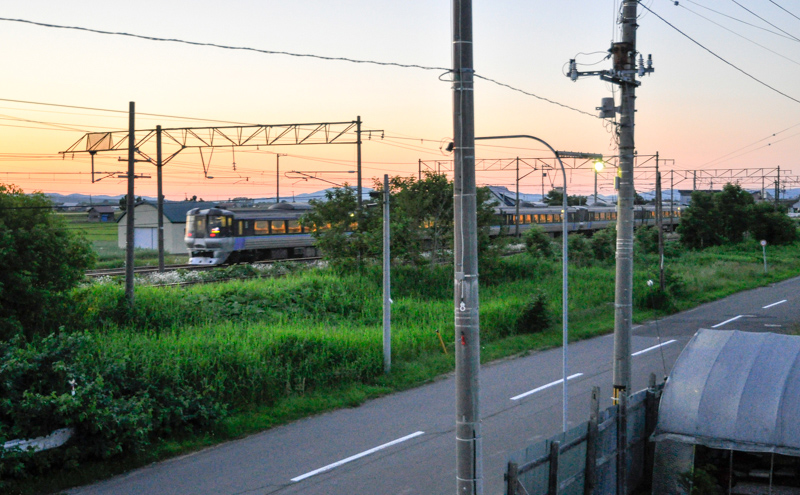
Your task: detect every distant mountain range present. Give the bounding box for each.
[41,186,800,206]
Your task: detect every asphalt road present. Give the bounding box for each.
[67,276,800,495]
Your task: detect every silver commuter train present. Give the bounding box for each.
[185,202,681,265]
[185,202,317,265]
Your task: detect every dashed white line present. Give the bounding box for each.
[712,315,744,328]
[510,373,583,401]
[763,300,787,309]
[291,431,425,482]
[631,339,677,357]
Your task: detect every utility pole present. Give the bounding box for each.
[276,153,287,203]
[656,153,664,291]
[356,116,362,209]
[383,174,391,374]
[775,165,781,206]
[515,157,520,238]
[125,102,136,309]
[453,0,482,493]
[566,2,652,492]
[156,125,164,273]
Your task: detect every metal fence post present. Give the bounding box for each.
[644,373,658,488]
[549,441,561,495]
[506,461,519,495]
[617,392,628,495]
[585,386,600,495]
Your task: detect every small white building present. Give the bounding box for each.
[117,201,217,254]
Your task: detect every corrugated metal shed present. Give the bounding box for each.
[652,329,800,456]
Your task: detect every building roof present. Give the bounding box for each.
[652,329,800,456]
[88,206,115,214]
[116,201,218,223]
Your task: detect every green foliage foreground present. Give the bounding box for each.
[4,238,800,492]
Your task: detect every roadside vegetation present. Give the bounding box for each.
[2,180,799,494]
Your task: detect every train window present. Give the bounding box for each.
[287,220,301,234]
[254,220,269,235]
[271,220,286,234]
[186,215,206,238]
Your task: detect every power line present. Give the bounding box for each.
[768,0,800,23]
[681,0,800,42]
[641,2,800,105]
[729,0,800,42]
[0,97,258,126]
[0,17,599,122]
[676,3,800,66]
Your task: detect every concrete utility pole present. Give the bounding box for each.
[156,125,165,273]
[515,157,520,237]
[383,174,391,374]
[452,0,482,493]
[356,116,362,209]
[566,2,653,492]
[125,102,136,309]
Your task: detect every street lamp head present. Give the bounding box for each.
[593,159,605,173]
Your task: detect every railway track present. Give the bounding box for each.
[86,264,210,278]
[85,257,322,278]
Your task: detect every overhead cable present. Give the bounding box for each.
[729,0,800,42]
[640,2,800,105]
[0,17,599,121]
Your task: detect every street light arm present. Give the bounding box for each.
[475,133,569,433]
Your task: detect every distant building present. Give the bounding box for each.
[87,206,115,222]
[116,201,217,254]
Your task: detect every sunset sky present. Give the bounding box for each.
[1,0,798,201]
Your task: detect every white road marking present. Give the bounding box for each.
[763,299,787,309]
[765,324,782,328]
[631,339,677,357]
[510,373,583,401]
[712,315,744,328]
[291,431,425,482]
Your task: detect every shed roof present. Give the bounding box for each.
[652,329,800,456]
[116,201,218,224]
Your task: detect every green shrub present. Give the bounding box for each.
[567,234,593,267]
[523,225,556,259]
[516,290,551,334]
[591,224,617,262]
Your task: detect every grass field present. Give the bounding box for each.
[59,212,187,268]
[7,233,800,494]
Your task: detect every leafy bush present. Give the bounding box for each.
[516,290,552,334]
[0,184,95,340]
[635,226,660,255]
[567,234,593,267]
[0,332,226,484]
[591,224,616,262]
[523,225,556,259]
[748,202,798,245]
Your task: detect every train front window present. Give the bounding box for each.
[208,215,228,237]
[187,215,206,238]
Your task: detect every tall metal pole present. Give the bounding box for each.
[453,0,482,492]
[383,174,391,374]
[613,3,638,493]
[156,125,164,273]
[276,153,287,203]
[515,157,520,238]
[558,154,569,433]
[775,165,780,206]
[670,170,674,230]
[356,116,363,209]
[125,102,136,309]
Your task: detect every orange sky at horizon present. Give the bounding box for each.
[1,0,798,201]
